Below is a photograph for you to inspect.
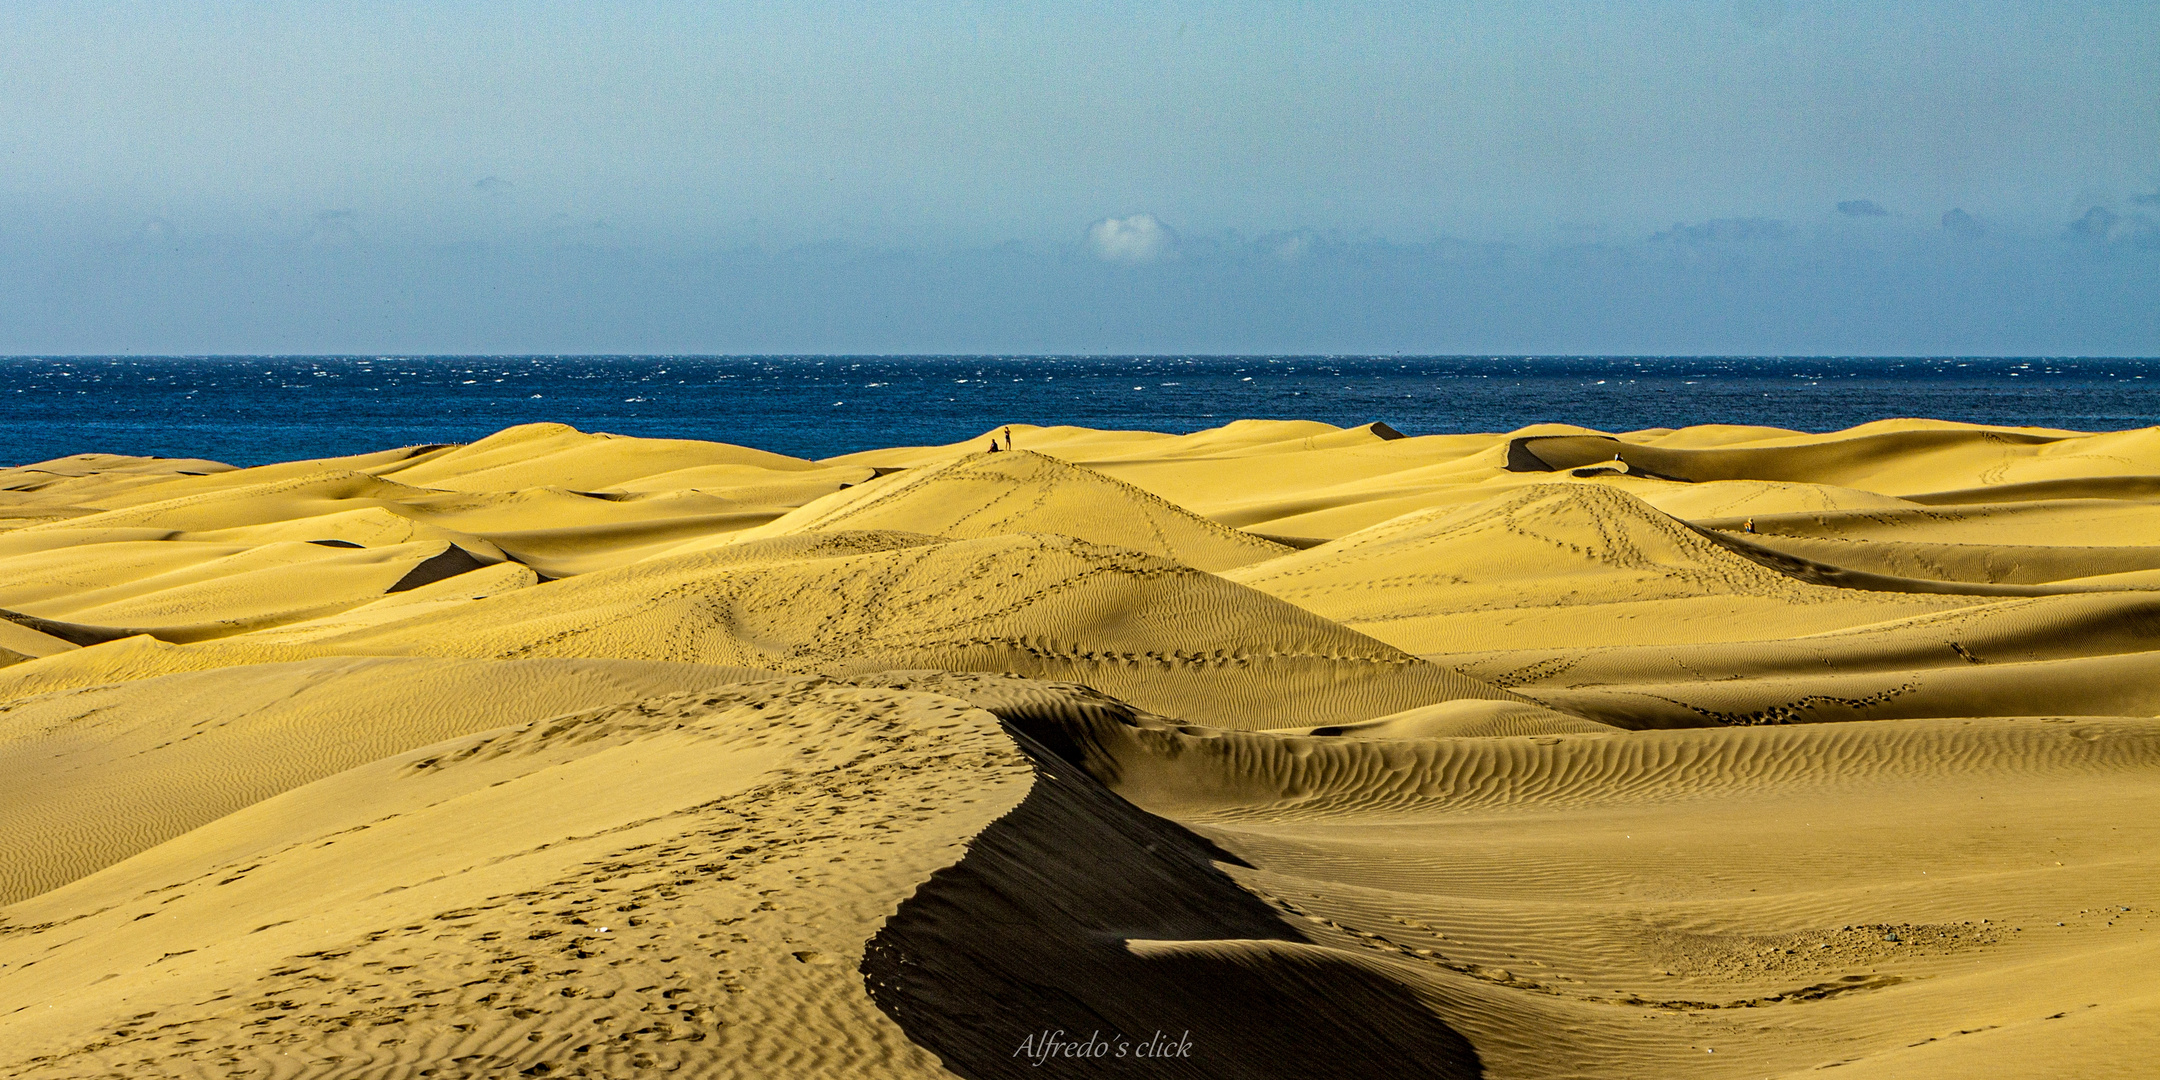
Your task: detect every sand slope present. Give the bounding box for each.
[0,656,772,905]
[6,417,2160,1078]
[1226,483,1976,652]
[242,530,1514,728]
[0,677,1490,1079]
[1066,708,2160,1079]
[736,449,1289,571]
[0,680,1024,1079]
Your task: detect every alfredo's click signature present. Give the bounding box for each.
[1013,1029,1192,1066]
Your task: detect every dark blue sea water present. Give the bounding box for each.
[2,356,2155,468]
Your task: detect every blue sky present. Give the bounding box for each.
[2,1,2154,354]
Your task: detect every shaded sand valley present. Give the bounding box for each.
[2,419,2157,1078]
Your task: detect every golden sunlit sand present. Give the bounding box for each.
[2,419,2157,1078]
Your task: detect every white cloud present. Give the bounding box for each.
[1087,213,1175,263]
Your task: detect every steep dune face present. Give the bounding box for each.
[1032,704,2160,1079]
[861,732,1482,1080]
[7,417,2160,1078]
[0,681,1032,1079]
[0,678,1484,1080]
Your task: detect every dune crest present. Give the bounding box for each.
[738,449,1290,571]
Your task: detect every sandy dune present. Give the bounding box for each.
[733,449,1288,571]
[3,418,2157,1077]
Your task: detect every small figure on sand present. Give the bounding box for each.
[988,426,1014,453]
[1743,517,1756,534]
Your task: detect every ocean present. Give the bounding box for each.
[2,355,2155,467]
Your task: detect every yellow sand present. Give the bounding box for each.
[3,417,2156,1078]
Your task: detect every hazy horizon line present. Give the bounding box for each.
[7,353,2158,362]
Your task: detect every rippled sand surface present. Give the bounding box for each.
[2,419,2155,1078]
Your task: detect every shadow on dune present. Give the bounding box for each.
[1506,428,2066,484]
[860,727,1482,1080]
